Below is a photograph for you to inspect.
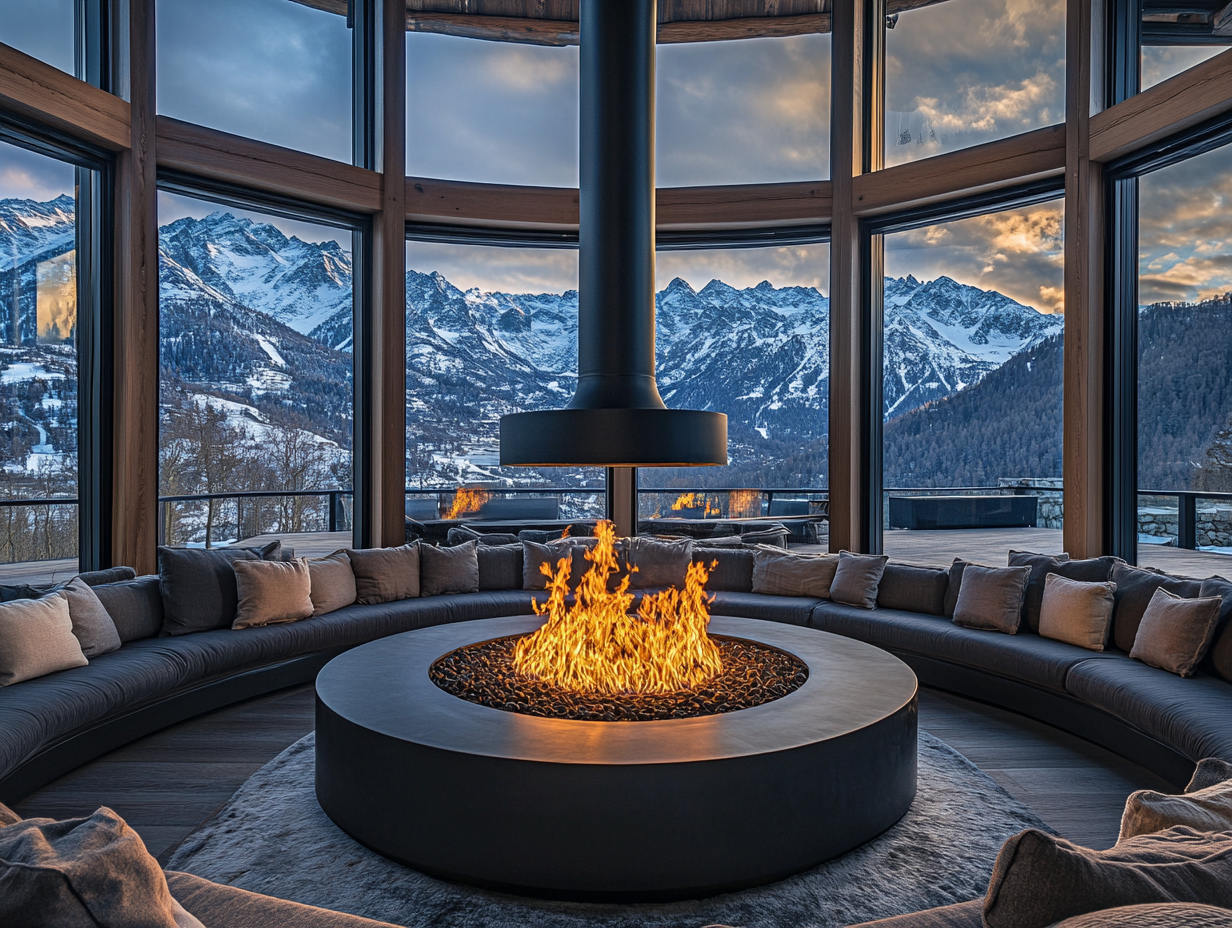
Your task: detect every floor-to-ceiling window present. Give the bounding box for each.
[157,191,355,548]
[0,0,76,76]
[883,0,1065,167]
[638,242,830,539]
[0,134,104,581]
[403,237,602,521]
[1135,139,1232,573]
[877,197,1065,564]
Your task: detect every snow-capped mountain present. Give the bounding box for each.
[0,195,74,274]
[158,211,353,342]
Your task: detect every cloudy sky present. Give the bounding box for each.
[5,0,1232,311]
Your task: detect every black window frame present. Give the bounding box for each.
[859,178,1066,552]
[0,114,115,571]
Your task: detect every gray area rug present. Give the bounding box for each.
[169,731,1047,928]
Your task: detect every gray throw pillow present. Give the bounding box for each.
[625,535,693,589]
[1199,576,1232,684]
[1119,778,1232,842]
[92,575,164,643]
[983,827,1232,928]
[1038,573,1116,651]
[0,593,88,686]
[877,563,949,615]
[1188,757,1232,793]
[522,539,599,591]
[347,543,420,604]
[307,550,357,617]
[751,547,838,598]
[694,547,755,592]
[952,563,1031,634]
[232,558,314,629]
[477,543,523,591]
[158,542,283,636]
[1049,903,1232,927]
[1111,564,1204,653]
[1128,588,1222,676]
[943,558,970,618]
[421,540,481,597]
[830,551,889,609]
[61,576,122,658]
[0,806,201,928]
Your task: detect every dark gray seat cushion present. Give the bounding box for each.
[711,591,823,626]
[845,900,983,928]
[168,871,403,928]
[811,603,1116,692]
[1065,654,1232,762]
[92,575,164,643]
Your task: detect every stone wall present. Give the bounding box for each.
[998,478,1063,530]
[1138,503,1232,548]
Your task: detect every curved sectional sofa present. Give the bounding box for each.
[2,541,1231,806]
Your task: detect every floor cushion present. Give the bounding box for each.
[167,871,403,927]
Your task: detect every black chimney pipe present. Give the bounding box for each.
[499,0,727,468]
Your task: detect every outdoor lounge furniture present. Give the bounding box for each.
[888,495,1039,530]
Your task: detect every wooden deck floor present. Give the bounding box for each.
[13,683,1174,866]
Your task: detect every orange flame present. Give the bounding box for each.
[512,520,722,695]
[445,486,490,519]
[670,492,722,517]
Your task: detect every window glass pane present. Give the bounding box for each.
[881,200,1065,564]
[406,33,579,187]
[1137,142,1232,571]
[403,241,603,522]
[0,139,80,579]
[884,0,1065,168]
[1142,47,1225,90]
[0,0,76,76]
[639,244,829,541]
[158,192,354,547]
[656,35,830,186]
[157,0,353,163]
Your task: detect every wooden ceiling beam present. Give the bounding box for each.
[0,42,131,151]
[156,116,383,214]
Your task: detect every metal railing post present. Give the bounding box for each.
[329,492,338,533]
[1179,493,1198,550]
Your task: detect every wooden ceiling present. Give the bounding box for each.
[292,0,953,45]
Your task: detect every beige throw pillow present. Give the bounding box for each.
[232,558,314,629]
[1129,588,1222,677]
[750,547,838,598]
[307,550,357,616]
[347,543,420,603]
[1120,778,1232,842]
[952,563,1031,634]
[0,593,88,686]
[829,551,889,609]
[1038,573,1117,650]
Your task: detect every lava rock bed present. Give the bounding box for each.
[429,634,808,721]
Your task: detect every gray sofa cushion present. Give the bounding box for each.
[1111,564,1203,653]
[77,566,138,586]
[812,602,1113,692]
[92,575,164,643]
[420,541,480,597]
[1050,903,1232,927]
[62,577,122,658]
[846,900,984,928]
[1199,576,1232,683]
[952,564,1030,634]
[710,591,822,626]
[625,535,692,589]
[942,559,969,618]
[831,551,889,609]
[158,543,282,636]
[477,543,523,591]
[983,826,1232,928]
[347,544,420,604]
[168,871,404,928]
[877,563,949,616]
[693,546,754,592]
[1064,654,1232,762]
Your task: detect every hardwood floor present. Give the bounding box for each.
[13,682,1176,864]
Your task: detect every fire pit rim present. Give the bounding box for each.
[316,615,918,767]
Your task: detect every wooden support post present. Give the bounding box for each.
[111,0,160,575]
[1062,0,1106,559]
[828,0,876,553]
[368,0,407,547]
[606,467,638,538]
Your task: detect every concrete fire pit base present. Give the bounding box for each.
[315,615,918,902]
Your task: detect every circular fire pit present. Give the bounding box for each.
[315,615,918,902]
